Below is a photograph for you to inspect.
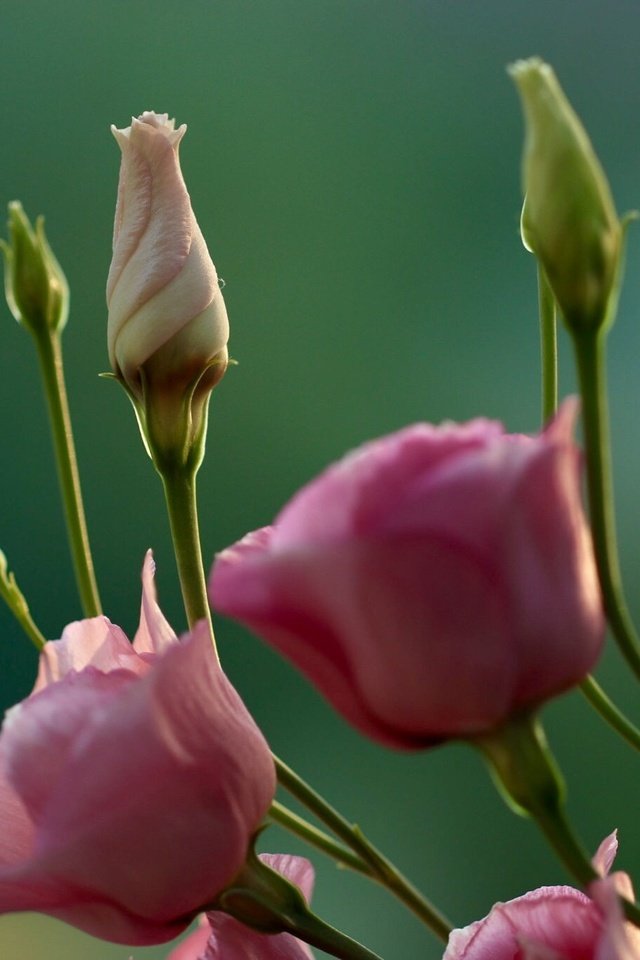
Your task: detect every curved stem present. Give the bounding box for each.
[268,800,369,874]
[34,333,101,618]
[160,468,449,941]
[160,466,217,654]
[274,755,452,942]
[580,675,640,753]
[474,711,640,928]
[220,850,384,960]
[572,329,640,681]
[0,552,46,649]
[538,265,558,424]
[284,908,384,960]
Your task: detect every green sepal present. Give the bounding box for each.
[1,201,69,336]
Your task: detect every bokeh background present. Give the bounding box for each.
[1,2,640,958]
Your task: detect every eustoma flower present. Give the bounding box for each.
[443,834,640,960]
[106,111,229,465]
[211,400,604,748]
[168,854,314,960]
[0,553,275,945]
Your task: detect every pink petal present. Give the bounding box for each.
[0,622,275,945]
[166,916,212,960]
[33,617,141,692]
[133,549,177,655]
[593,832,618,878]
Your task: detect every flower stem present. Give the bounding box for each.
[572,328,640,681]
[0,551,46,649]
[268,800,369,875]
[34,332,101,618]
[159,465,216,653]
[274,755,452,942]
[221,848,385,960]
[580,675,640,753]
[538,265,558,424]
[474,711,640,928]
[159,465,449,941]
[284,907,384,960]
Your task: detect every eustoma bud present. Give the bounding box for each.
[107,112,229,468]
[1,201,69,336]
[510,58,621,332]
[211,401,604,749]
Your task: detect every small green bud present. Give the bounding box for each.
[0,201,69,336]
[510,58,621,332]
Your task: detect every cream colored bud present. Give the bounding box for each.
[107,112,229,401]
[510,58,621,331]
[107,112,229,468]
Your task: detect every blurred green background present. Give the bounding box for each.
[1,1,640,958]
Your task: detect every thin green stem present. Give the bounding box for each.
[580,675,640,753]
[34,333,101,618]
[0,552,46,649]
[533,794,640,927]
[220,851,384,960]
[283,908,384,960]
[572,329,640,681]
[268,800,369,875]
[474,712,640,929]
[538,265,558,424]
[274,755,452,942]
[160,467,216,652]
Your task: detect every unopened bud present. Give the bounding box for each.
[107,112,229,469]
[1,202,69,336]
[510,58,621,332]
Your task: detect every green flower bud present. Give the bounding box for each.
[510,58,621,332]
[0,201,69,336]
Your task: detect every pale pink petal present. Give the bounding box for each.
[33,617,140,691]
[443,887,600,960]
[593,832,619,878]
[133,549,177,655]
[518,939,564,960]
[166,916,211,960]
[591,875,640,960]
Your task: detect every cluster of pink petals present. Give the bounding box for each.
[210,401,604,748]
[444,834,640,960]
[167,854,314,960]
[0,552,275,945]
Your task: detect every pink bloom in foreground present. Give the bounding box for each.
[211,401,603,748]
[168,854,314,960]
[444,833,640,960]
[0,552,275,945]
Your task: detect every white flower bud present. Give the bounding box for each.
[107,112,229,467]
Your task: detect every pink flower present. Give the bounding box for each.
[210,401,604,748]
[167,854,314,960]
[106,112,229,403]
[0,553,275,945]
[443,834,640,960]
